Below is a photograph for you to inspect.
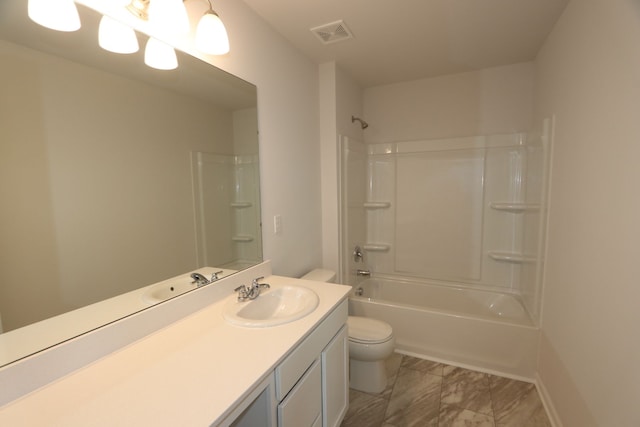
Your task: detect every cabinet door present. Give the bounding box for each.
[278,358,321,427]
[321,325,348,427]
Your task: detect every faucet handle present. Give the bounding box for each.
[234,284,250,301]
[251,276,270,291]
[353,245,364,263]
[210,270,223,281]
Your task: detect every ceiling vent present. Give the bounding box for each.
[310,20,354,45]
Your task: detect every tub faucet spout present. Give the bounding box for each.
[356,269,371,277]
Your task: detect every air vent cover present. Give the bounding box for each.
[310,20,354,45]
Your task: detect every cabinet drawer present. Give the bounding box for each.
[277,358,321,427]
[275,300,347,401]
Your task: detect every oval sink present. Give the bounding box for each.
[223,285,319,327]
[142,281,197,304]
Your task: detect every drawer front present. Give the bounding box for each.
[277,358,321,427]
[275,299,347,401]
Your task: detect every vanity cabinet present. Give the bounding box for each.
[274,300,348,427]
[321,325,348,427]
[277,358,322,427]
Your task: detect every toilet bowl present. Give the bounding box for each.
[300,269,395,394]
[347,315,395,394]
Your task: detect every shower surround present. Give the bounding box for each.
[339,123,550,378]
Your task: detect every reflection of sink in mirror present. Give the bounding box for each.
[223,285,319,327]
[142,281,198,304]
[141,268,236,305]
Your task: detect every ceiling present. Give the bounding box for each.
[241,0,569,88]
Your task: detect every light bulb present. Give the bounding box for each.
[99,16,139,54]
[148,0,190,35]
[195,11,229,55]
[144,37,178,70]
[28,0,81,32]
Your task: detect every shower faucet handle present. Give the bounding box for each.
[353,245,364,263]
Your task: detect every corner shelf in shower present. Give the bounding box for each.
[363,244,390,252]
[230,201,253,208]
[488,251,537,263]
[489,202,540,213]
[232,235,254,242]
[363,202,391,209]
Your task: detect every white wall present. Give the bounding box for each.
[363,62,534,143]
[534,0,640,425]
[203,0,322,277]
[320,62,363,279]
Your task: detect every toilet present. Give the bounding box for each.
[300,269,395,394]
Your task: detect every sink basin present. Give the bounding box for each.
[142,281,197,304]
[223,285,319,327]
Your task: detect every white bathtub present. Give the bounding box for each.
[348,278,539,380]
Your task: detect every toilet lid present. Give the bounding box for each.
[347,316,393,344]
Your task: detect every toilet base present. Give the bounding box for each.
[349,359,387,394]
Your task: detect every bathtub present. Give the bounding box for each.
[348,277,539,380]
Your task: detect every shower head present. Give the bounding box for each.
[351,115,369,129]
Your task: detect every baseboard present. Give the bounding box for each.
[394,348,535,383]
[536,374,563,427]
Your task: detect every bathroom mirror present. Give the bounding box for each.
[0,1,262,367]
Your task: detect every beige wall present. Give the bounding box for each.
[363,62,534,143]
[534,0,640,425]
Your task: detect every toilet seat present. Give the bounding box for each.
[347,316,393,344]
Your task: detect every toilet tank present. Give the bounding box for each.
[300,269,336,283]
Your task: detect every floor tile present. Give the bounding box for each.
[489,376,550,427]
[341,389,388,427]
[341,355,552,427]
[383,367,442,426]
[401,356,445,376]
[441,366,493,416]
[379,352,403,399]
[439,404,495,427]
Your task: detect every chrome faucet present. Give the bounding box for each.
[190,272,210,286]
[190,270,223,287]
[234,276,270,301]
[356,269,371,277]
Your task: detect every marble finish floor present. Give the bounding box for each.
[341,353,551,427]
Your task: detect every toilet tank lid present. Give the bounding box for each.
[347,316,393,342]
[300,269,336,283]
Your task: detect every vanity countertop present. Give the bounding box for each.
[0,271,350,426]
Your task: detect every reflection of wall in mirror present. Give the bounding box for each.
[0,39,235,332]
[191,152,261,270]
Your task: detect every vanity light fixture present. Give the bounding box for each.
[195,1,229,55]
[126,0,230,56]
[144,37,178,70]
[126,0,189,35]
[126,0,150,20]
[28,0,81,32]
[148,0,191,35]
[98,16,140,54]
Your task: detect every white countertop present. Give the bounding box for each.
[0,270,350,426]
